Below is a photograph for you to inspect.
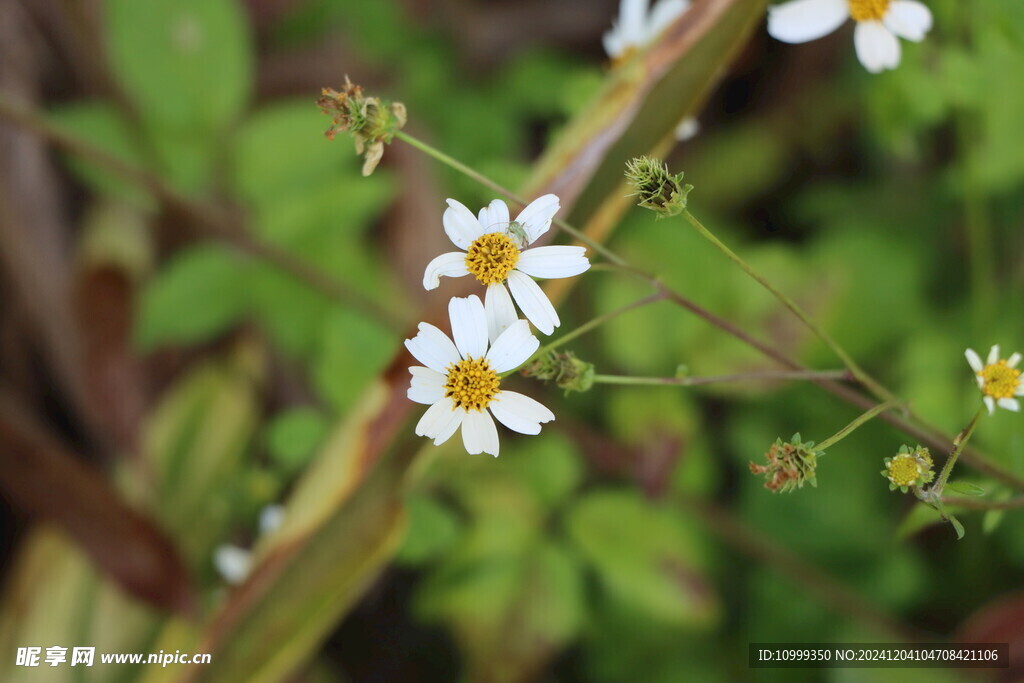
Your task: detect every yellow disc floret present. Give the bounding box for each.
[848,0,889,21]
[978,360,1022,400]
[444,357,500,411]
[465,232,520,286]
[886,453,922,488]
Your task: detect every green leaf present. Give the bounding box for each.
[48,102,152,206]
[263,408,331,474]
[949,514,966,540]
[396,495,462,566]
[136,245,249,349]
[945,481,986,496]
[565,489,717,625]
[105,0,252,134]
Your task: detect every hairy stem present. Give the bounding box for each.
[932,407,984,496]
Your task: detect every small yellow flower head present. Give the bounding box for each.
[881,444,933,493]
[750,433,819,494]
[965,345,1023,415]
[317,77,407,176]
[521,350,595,395]
[625,156,692,218]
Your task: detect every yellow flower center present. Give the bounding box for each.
[465,232,520,286]
[978,360,1022,400]
[444,357,500,411]
[848,0,889,21]
[886,454,921,487]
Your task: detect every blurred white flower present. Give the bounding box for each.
[674,116,700,141]
[406,295,554,457]
[767,0,932,73]
[213,545,251,586]
[422,195,589,336]
[965,345,1023,415]
[214,504,287,585]
[603,0,691,60]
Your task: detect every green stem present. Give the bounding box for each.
[394,131,628,266]
[592,369,852,386]
[933,407,984,496]
[815,400,897,452]
[680,209,895,405]
[507,291,665,377]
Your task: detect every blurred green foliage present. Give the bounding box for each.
[2,0,1024,681]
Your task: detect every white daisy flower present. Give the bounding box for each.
[965,345,1023,415]
[405,294,555,457]
[422,195,589,336]
[603,0,691,61]
[767,0,933,73]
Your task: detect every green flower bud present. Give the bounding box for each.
[624,156,692,218]
[521,350,595,394]
[881,444,934,493]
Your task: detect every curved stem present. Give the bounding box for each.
[941,495,1024,511]
[680,209,895,405]
[815,400,897,452]
[932,407,985,496]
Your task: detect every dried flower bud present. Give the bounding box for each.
[521,350,595,394]
[750,433,819,493]
[624,156,692,218]
[318,77,407,176]
[881,444,934,493]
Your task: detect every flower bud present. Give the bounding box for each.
[750,433,819,493]
[624,156,692,218]
[521,350,595,394]
[881,444,934,493]
[318,77,407,175]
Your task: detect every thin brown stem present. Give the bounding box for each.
[941,496,1024,511]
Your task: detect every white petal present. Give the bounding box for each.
[486,320,539,373]
[478,199,510,233]
[415,397,465,446]
[884,0,932,42]
[448,295,489,360]
[648,0,690,39]
[259,505,285,535]
[485,283,518,344]
[507,270,560,335]
[1016,384,1024,397]
[214,545,252,585]
[422,251,470,290]
[514,194,560,245]
[461,409,500,456]
[619,0,651,43]
[984,396,995,415]
[443,199,486,250]
[489,391,555,435]
[965,348,983,373]
[854,21,901,73]
[603,29,629,59]
[516,246,591,279]
[405,323,461,373]
[998,398,1020,412]
[767,0,848,44]
[675,116,700,141]
[408,366,446,405]
[1008,352,1022,369]
[987,345,1001,365]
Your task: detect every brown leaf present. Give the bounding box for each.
[0,390,194,613]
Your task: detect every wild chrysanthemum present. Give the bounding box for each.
[767,0,933,73]
[405,295,555,456]
[422,196,589,336]
[965,345,1023,415]
[881,445,933,492]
